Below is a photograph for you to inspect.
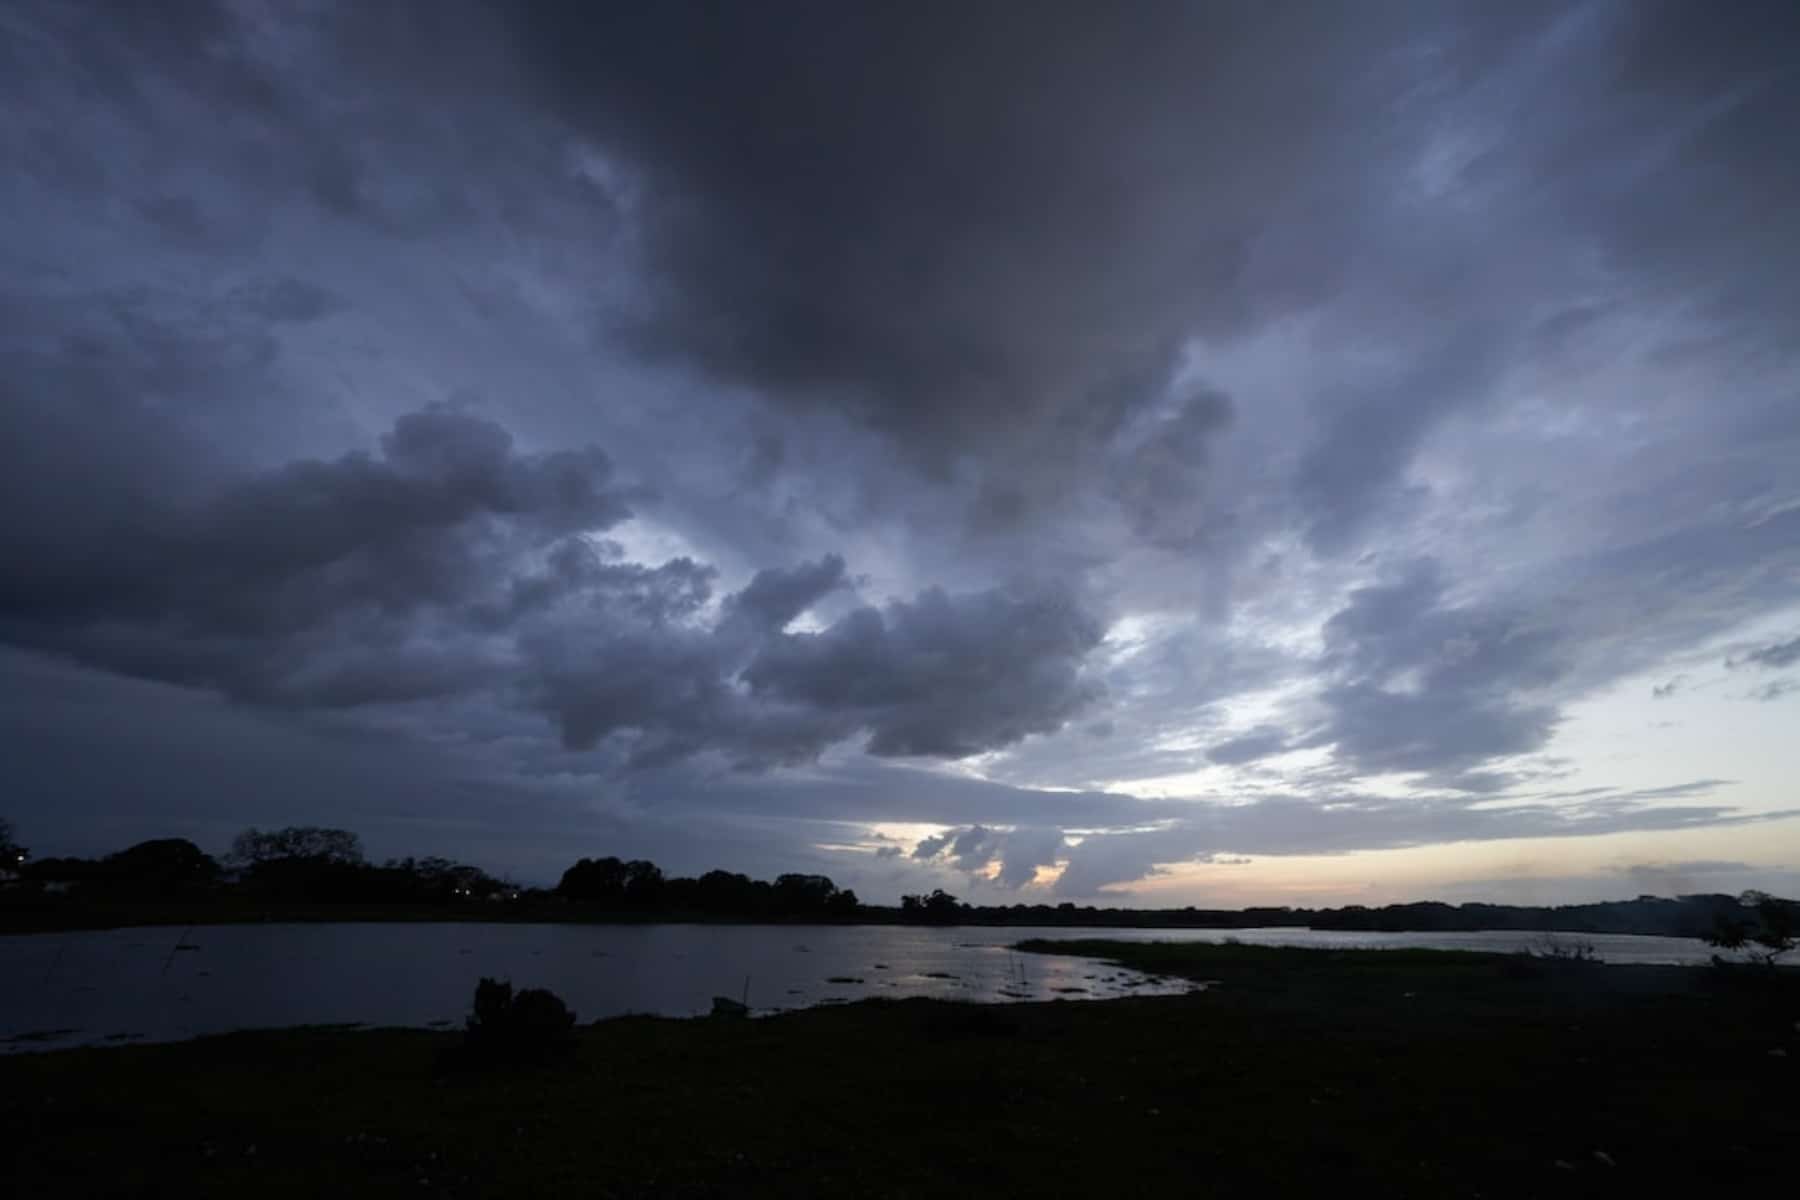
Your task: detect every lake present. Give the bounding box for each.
[0,922,1716,1053]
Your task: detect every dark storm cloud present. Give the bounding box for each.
[1509,1,1800,344]
[1,355,1106,764]
[1108,390,1236,551]
[0,398,633,696]
[743,586,1104,758]
[486,0,1798,560]
[723,554,849,634]
[495,0,1565,545]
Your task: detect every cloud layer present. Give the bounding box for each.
[2,1,1797,899]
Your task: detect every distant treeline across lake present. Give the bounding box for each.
[1,820,1793,938]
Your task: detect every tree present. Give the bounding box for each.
[0,817,25,870]
[558,856,628,904]
[101,839,219,897]
[229,826,367,902]
[1706,890,1797,967]
[773,873,839,915]
[623,859,665,908]
[901,889,963,925]
[229,826,364,868]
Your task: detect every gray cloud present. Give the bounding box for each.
[911,824,1068,890]
[1,397,634,701]
[496,0,1590,559]
[233,277,346,325]
[724,554,849,634]
[1206,726,1293,767]
[1305,560,1567,783]
[504,5,1374,452]
[743,586,1104,759]
[1731,635,1800,670]
[1047,789,1787,896]
[522,565,1107,768]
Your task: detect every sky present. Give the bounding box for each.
[3,0,1798,906]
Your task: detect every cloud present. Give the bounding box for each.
[910,823,1069,890]
[892,777,1787,898]
[1206,726,1292,766]
[723,554,848,633]
[0,349,1103,767]
[523,565,1106,768]
[232,277,346,324]
[495,0,1583,557]
[1304,560,1567,782]
[1,398,634,701]
[743,585,1105,758]
[1731,635,1800,670]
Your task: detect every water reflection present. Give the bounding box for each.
[0,922,1718,1054]
[0,922,1189,1052]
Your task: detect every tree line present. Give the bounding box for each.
[555,856,861,918]
[3,825,517,907]
[3,817,1794,942]
[0,823,871,923]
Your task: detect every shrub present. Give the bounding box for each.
[1705,891,1797,968]
[462,977,577,1065]
[1525,934,1600,964]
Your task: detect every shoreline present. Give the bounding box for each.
[6,939,1795,1196]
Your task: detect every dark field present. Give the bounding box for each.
[5,940,1796,1197]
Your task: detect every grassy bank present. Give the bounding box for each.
[5,941,1796,1197]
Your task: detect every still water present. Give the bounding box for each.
[0,922,1713,1053]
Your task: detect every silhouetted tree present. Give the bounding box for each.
[0,817,25,871]
[623,859,665,909]
[99,839,219,897]
[774,873,838,915]
[558,856,629,904]
[230,826,364,867]
[693,869,759,913]
[901,889,963,924]
[230,826,367,902]
[1707,890,1798,967]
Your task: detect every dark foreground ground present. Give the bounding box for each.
[5,941,1796,1197]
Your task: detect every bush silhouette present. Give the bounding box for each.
[1705,890,1798,968]
[463,978,577,1065]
